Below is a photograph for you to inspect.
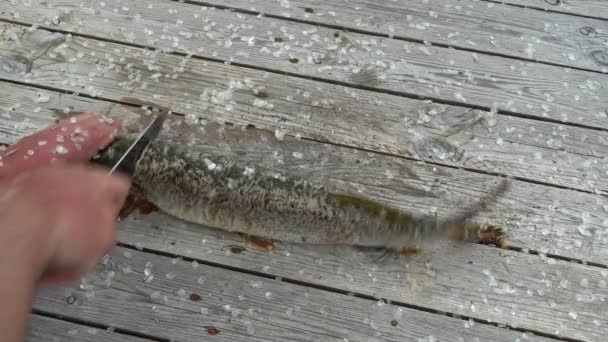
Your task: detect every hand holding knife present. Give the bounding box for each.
[38,111,168,281]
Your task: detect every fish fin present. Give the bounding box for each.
[370,250,390,263]
[118,193,138,220]
[369,248,402,264]
[453,176,511,222]
[399,246,422,257]
[118,187,158,219]
[248,236,278,252]
[477,225,508,248]
[438,176,511,241]
[221,245,248,255]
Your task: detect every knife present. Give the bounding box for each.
[109,111,168,176]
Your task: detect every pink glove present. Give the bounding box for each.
[0,113,131,284]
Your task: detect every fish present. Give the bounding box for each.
[95,134,511,251]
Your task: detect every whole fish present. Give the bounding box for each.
[96,134,510,251]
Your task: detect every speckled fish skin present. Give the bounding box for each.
[96,136,510,249]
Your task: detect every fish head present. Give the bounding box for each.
[93,135,137,170]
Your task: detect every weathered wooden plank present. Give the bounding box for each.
[0,83,607,341]
[3,3,608,130]
[0,80,607,267]
[1,24,608,196]
[34,246,554,342]
[27,315,153,342]
[494,0,608,20]
[179,0,607,72]
[118,214,608,342]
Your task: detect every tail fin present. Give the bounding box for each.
[437,176,511,245]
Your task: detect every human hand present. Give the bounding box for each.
[0,112,131,284]
[0,112,121,178]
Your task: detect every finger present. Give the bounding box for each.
[102,173,132,214]
[67,112,121,161]
[5,163,126,285]
[75,164,131,215]
[36,112,121,162]
[41,202,120,285]
[0,113,121,179]
[38,178,125,285]
[39,270,83,285]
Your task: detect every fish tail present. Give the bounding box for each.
[436,176,511,244]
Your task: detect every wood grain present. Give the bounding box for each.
[2,4,608,130]
[27,315,153,342]
[493,0,608,20]
[176,0,608,72]
[1,82,607,341]
[33,246,557,342]
[116,213,608,342]
[0,2,603,341]
[0,23,608,197]
[0,80,607,267]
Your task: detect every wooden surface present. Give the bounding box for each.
[180,0,608,72]
[2,82,608,266]
[33,245,559,342]
[27,315,154,342]
[494,0,608,20]
[3,1,608,131]
[0,1,607,341]
[1,22,608,197]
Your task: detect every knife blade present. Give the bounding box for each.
[109,111,168,176]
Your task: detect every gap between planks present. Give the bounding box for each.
[1,7,607,132]
[35,246,583,342]
[480,0,608,21]
[1,24,608,264]
[0,2,604,340]
[13,15,608,135]
[1,71,601,198]
[29,312,162,342]
[1,77,606,270]
[2,20,608,195]
[116,242,581,342]
[169,0,608,74]
[172,0,608,73]
[0,81,604,340]
[1,12,608,194]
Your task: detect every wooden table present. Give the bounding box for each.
[0,0,606,341]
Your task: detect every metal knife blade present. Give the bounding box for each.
[109,111,168,176]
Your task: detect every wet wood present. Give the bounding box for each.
[33,245,559,342]
[1,6,607,132]
[0,23,608,197]
[27,315,153,342]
